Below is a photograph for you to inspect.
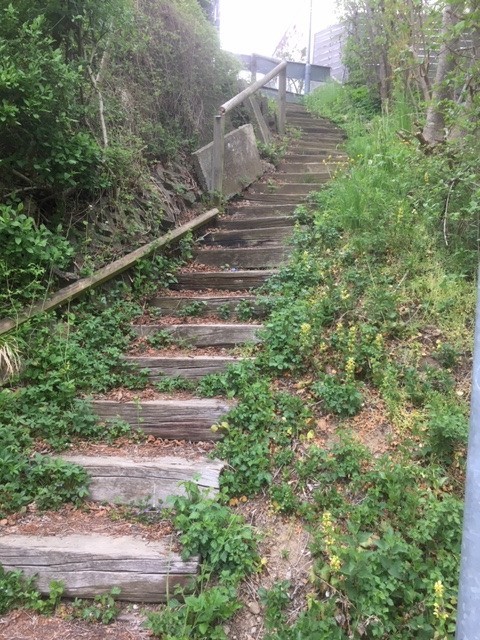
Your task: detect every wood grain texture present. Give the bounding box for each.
[173,270,275,291]
[92,398,232,440]
[201,226,293,247]
[132,323,262,346]
[124,354,242,379]
[0,534,198,602]
[249,183,319,196]
[149,295,261,316]
[277,162,337,173]
[59,455,224,505]
[218,216,294,230]
[286,148,347,157]
[282,155,347,165]
[272,173,330,184]
[236,192,306,204]
[227,204,296,216]
[194,246,289,269]
[0,208,219,336]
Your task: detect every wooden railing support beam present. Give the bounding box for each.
[212,113,226,195]
[278,66,287,136]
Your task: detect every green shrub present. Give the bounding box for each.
[169,482,259,583]
[312,376,363,417]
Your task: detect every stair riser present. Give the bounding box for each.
[227,204,296,216]
[174,271,274,291]
[60,456,223,506]
[293,140,345,148]
[235,192,308,203]
[286,148,347,157]
[149,295,260,316]
[201,226,293,247]
[219,216,294,230]
[133,324,262,347]
[250,183,320,196]
[282,155,347,165]
[195,246,289,269]
[93,400,231,441]
[276,162,337,173]
[124,355,242,379]
[274,173,330,184]
[0,535,198,603]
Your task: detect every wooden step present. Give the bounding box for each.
[195,246,289,269]
[201,226,293,247]
[238,192,305,204]
[293,128,345,138]
[92,398,231,440]
[174,270,275,291]
[227,203,296,216]
[274,173,330,184]
[277,162,338,173]
[124,354,242,379]
[149,294,259,316]
[286,147,347,157]
[293,139,344,148]
[59,454,224,505]
[250,183,319,196]
[132,323,262,346]
[282,154,347,165]
[0,534,198,602]
[218,215,294,230]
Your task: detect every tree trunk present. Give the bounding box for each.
[422,3,463,145]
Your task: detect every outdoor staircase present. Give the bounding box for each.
[0,105,345,602]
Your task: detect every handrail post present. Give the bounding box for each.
[251,53,257,84]
[456,266,480,639]
[278,66,287,136]
[212,113,226,196]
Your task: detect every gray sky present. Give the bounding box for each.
[219,0,340,56]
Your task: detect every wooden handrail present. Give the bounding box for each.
[219,60,287,114]
[0,208,219,336]
[212,60,287,195]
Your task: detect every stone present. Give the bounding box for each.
[247,601,261,615]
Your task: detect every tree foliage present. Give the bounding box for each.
[0,0,237,313]
[340,0,480,145]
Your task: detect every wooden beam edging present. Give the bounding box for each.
[0,208,219,336]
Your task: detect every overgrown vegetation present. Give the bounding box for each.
[0,0,237,315]
[0,240,193,518]
[1,1,479,636]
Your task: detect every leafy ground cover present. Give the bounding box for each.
[0,83,477,639]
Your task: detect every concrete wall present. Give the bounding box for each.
[192,124,264,198]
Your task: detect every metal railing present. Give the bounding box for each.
[212,60,287,195]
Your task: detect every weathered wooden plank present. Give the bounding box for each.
[132,323,262,346]
[59,455,224,505]
[0,534,198,602]
[173,270,275,291]
[194,246,289,269]
[273,173,330,184]
[124,354,243,378]
[237,192,306,204]
[294,133,345,141]
[0,208,219,337]
[282,155,347,165]
[250,183,320,196]
[227,204,296,217]
[218,215,294,230]
[92,398,231,440]
[286,147,347,157]
[201,226,294,247]
[149,294,260,315]
[277,162,336,173]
